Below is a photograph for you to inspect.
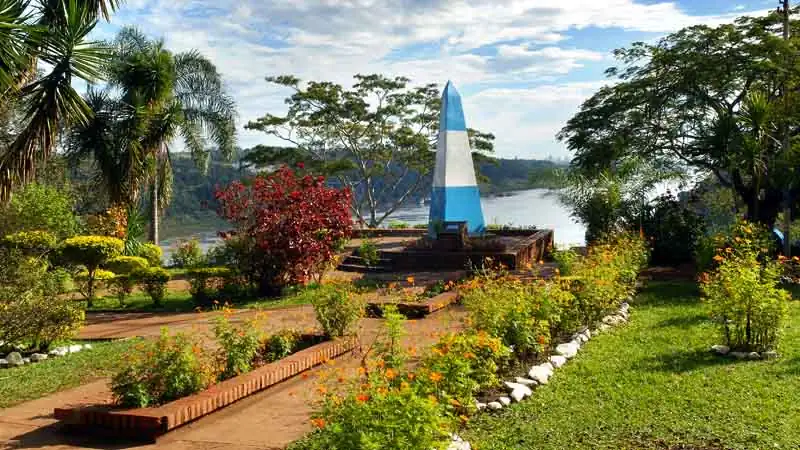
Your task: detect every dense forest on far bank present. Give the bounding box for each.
[160,154,567,239]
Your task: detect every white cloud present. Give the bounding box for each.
[466,81,609,158]
[99,0,765,158]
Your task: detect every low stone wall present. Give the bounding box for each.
[383,229,554,271]
[54,337,356,440]
[352,228,426,238]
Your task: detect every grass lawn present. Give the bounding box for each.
[462,281,800,450]
[0,339,140,409]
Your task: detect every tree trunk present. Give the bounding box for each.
[149,175,159,244]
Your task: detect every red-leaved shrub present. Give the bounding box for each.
[215,166,352,295]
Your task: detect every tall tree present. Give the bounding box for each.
[244,74,495,227]
[67,27,237,243]
[0,0,118,201]
[558,9,800,229]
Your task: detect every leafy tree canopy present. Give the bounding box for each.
[558,9,800,227]
[244,74,495,227]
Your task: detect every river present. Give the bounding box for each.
[390,189,584,245]
[160,188,584,260]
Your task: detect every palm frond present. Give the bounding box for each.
[174,50,236,158]
[0,0,34,96]
[36,0,122,24]
[0,0,108,200]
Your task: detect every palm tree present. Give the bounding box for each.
[68,27,236,243]
[0,0,119,201]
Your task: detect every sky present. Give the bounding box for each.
[93,0,774,160]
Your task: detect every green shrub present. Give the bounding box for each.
[111,329,217,407]
[171,238,204,268]
[261,329,300,363]
[105,256,149,274]
[0,250,83,350]
[296,365,452,450]
[186,267,233,306]
[0,183,79,240]
[311,285,364,338]
[460,277,554,358]
[132,267,171,307]
[74,269,115,304]
[696,219,773,272]
[417,331,511,416]
[552,248,579,276]
[568,232,648,326]
[212,314,262,380]
[371,304,407,369]
[105,256,149,306]
[642,193,706,265]
[700,250,789,352]
[136,243,163,267]
[2,230,57,256]
[387,220,410,229]
[358,239,380,266]
[60,236,124,306]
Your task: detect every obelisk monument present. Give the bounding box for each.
[428,81,485,236]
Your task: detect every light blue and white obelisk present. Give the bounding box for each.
[428,81,485,236]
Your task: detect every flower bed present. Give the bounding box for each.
[290,232,649,450]
[54,335,355,439]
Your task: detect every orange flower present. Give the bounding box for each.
[385,368,397,380]
[406,276,415,285]
[310,418,326,429]
[317,386,328,394]
[429,372,443,382]
[463,351,476,359]
[713,255,724,262]
[407,373,416,381]
[449,398,461,407]
[356,393,370,403]
[537,335,547,345]
[358,366,367,375]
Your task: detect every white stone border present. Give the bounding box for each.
[445,300,631,450]
[0,343,93,369]
[476,300,631,412]
[710,344,778,360]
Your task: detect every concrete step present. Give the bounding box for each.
[336,263,393,273]
[341,255,393,266]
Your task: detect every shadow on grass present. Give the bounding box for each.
[635,348,739,374]
[777,355,800,375]
[625,433,728,450]
[636,281,702,308]
[655,313,712,330]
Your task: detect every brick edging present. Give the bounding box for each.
[54,337,356,439]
